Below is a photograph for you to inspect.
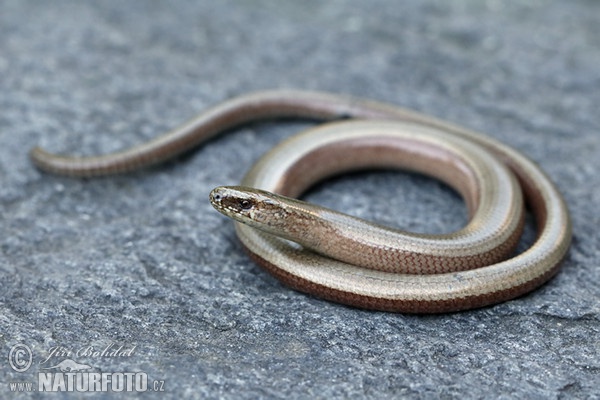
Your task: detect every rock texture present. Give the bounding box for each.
[1,1,598,398]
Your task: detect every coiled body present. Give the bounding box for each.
[31,90,572,313]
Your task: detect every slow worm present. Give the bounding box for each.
[30,90,571,313]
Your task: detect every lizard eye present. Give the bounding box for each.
[240,199,253,210]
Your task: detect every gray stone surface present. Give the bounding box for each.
[1,0,599,398]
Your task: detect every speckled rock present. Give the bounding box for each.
[1,1,598,398]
